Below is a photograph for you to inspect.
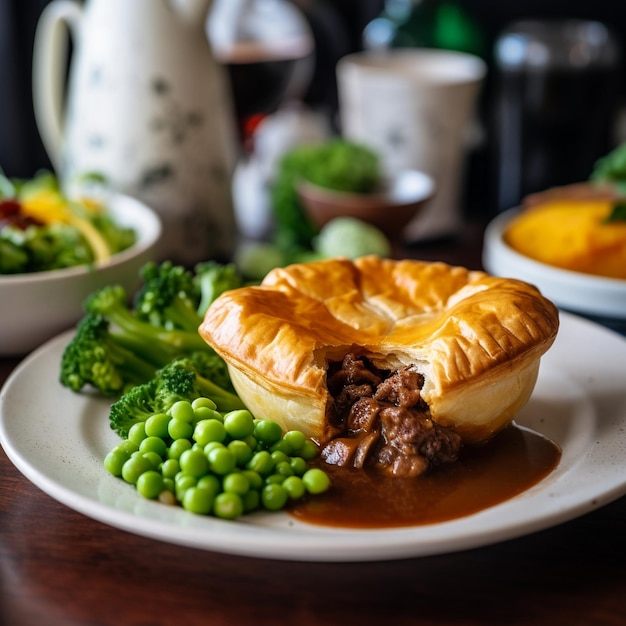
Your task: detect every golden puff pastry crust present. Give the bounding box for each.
[199,256,559,444]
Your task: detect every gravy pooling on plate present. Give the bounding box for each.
[290,424,561,528]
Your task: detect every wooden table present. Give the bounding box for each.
[2,222,625,626]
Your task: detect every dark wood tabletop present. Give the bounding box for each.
[2,221,625,626]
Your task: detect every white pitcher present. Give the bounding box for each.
[32,0,238,264]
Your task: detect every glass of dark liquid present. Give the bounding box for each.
[493,19,621,212]
[208,0,314,153]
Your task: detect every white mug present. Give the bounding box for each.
[337,49,486,242]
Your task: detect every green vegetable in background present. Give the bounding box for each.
[604,202,626,223]
[0,170,136,274]
[270,139,381,251]
[313,217,392,260]
[235,216,392,280]
[590,143,626,195]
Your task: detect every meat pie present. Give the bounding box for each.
[199,256,559,477]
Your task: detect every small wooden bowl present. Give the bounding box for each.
[297,169,435,239]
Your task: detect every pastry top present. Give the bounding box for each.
[200,256,559,420]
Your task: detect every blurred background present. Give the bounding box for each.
[2,0,625,223]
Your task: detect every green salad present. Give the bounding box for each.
[0,171,136,274]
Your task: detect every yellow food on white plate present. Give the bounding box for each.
[504,200,626,280]
[200,256,559,477]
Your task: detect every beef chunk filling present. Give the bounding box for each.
[322,353,462,478]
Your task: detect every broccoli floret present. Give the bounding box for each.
[194,260,244,316]
[61,262,246,400]
[60,284,212,395]
[134,261,202,332]
[107,377,160,437]
[60,313,163,395]
[109,357,245,438]
[183,349,235,393]
[132,260,244,330]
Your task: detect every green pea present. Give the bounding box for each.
[275,461,294,477]
[223,410,255,439]
[179,448,210,478]
[241,469,263,490]
[213,492,244,520]
[175,473,197,500]
[208,447,236,475]
[283,430,306,452]
[175,471,197,487]
[139,436,167,458]
[282,475,306,500]
[128,422,147,445]
[144,412,170,438]
[270,439,292,455]
[242,489,260,513]
[121,455,153,485]
[169,400,195,423]
[167,438,192,460]
[228,440,253,466]
[222,472,250,496]
[136,470,164,499]
[141,451,163,469]
[116,440,139,454]
[270,450,290,466]
[302,468,330,494]
[168,418,194,440]
[192,397,217,411]
[289,456,307,476]
[182,487,214,515]
[299,440,319,460]
[265,473,285,485]
[204,441,225,455]
[253,419,283,446]
[160,458,180,479]
[246,450,274,476]
[196,474,221,498]
[261,483,289,511]
[243,435,258,450]
[192,406,222,424]
[193,419,226,446]
[104,448,130,477]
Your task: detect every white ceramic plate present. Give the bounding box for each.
[483,208,626,320]
[2,313,626,562]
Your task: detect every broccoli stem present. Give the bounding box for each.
[195,373,246,413]
[87,285,207,358]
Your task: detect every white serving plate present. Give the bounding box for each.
[483,208,626,320]
[1,312,626,562]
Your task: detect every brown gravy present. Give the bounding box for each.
[289,424,561,528]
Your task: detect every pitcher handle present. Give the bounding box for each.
[32,0,83,172]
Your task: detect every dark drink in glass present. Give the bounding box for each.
[215,39,313,151]
[493,19,621,212]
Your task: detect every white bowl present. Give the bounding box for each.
[483,208,626,321]
[0,193,162,356]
